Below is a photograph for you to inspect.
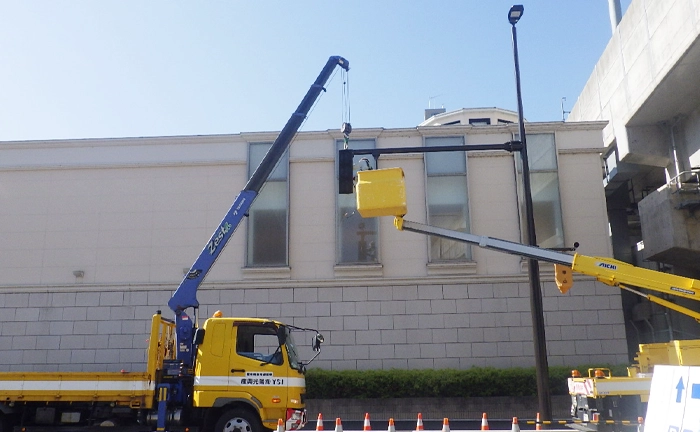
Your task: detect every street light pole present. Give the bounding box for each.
[508,4,552,421]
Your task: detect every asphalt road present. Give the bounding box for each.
[302,419,639,431]
[302,419,564,431]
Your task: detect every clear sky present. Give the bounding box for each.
[0,1,631,141]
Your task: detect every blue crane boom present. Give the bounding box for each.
[168,55,349,366]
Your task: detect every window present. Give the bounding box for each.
[336,139,378,264]
[246,142,288,266]
[515,133,565,248]
[236,324,283,365]
[497,118,514,125]
[469,118,491,126]
[425,136,471,261]
[284,328,301,371]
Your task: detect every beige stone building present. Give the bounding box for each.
[0,113,626,372]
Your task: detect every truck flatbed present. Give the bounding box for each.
[0,371,153,406]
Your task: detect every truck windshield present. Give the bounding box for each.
[285,328,301,371]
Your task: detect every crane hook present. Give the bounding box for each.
[341,122,352,149]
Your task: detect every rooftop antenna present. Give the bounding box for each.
[428,94,444,109]
[561,97,571,121]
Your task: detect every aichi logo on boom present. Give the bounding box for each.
[596,262,617,270]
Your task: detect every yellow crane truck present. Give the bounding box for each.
[351,165,700,430]
[0,311,320,432]
[0,55,349,432]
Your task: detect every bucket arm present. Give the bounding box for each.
[168,55,349,366]
[354,166,700,323]
[394,217,700,322]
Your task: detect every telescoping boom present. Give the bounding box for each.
[169,55,349,367]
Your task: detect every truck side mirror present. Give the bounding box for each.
[312,333,324,351]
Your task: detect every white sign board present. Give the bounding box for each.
[646,365,700,431]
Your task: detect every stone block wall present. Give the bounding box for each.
[0,277,629,373]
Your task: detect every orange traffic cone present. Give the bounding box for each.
[335,418,343,432]
[276,419,285,432]
[441,418,450,432]
[363,413,371,431]
[387,418,396,432]
[316,414,324,432]
[535,412,542,430]
[481,413,489,430]
[511,417,520,432]
[415,413,424,432]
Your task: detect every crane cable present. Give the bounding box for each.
[341,68,352,149]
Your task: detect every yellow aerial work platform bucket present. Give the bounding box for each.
[356,167,407,218]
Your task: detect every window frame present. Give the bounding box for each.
[424,136,472,262]
[335,138,380,265]
[245,142,290,267]
[468,118,491,126]
[235,323,284,366]
[514,133,565,249]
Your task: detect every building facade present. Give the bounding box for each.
[568,0,700,350]
[0,119,626,373]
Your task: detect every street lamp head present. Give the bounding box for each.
[508,5,524,25]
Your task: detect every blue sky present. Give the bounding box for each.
[0,1,631,141]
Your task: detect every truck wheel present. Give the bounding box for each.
[214,408,263,432]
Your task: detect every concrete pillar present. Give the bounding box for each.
[607,185,634,264]
[608,0,622,34]
[670,117,691,183]
[606,184,640,360]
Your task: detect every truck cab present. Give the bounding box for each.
[194,317,308,431]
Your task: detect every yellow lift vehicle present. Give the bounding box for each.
[353,166,700,430]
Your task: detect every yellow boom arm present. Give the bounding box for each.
[356,167,700,322]
[559,255,700,322]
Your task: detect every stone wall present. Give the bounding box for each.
[0,278,629,373]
